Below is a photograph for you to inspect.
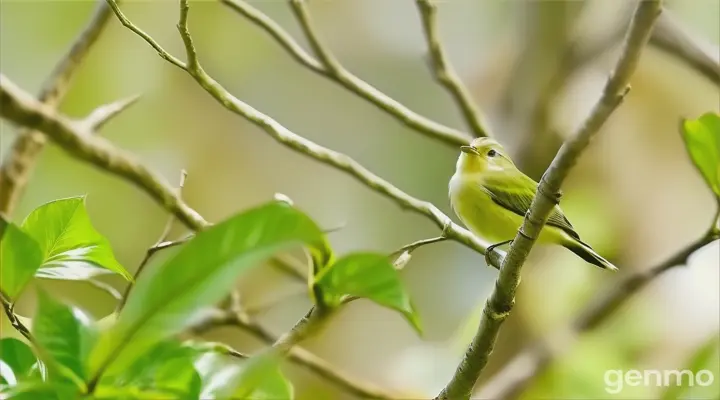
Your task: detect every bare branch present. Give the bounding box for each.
[435,2,662,399]
[103,0,186,70]
[105,0,493,262]
[478,228,719,400]
[415,0,491,138]
[82,94,142,131]
[118,170,189,310]
[0,0,116,216]
[221,0,471,148]
[0,74,208,231]
[650,9,720,86]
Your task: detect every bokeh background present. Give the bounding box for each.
[1,0,719,399]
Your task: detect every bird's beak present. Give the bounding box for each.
[460,145,480,155]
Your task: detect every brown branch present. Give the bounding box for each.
[435,2,662,399]
[0,0,116,217]
[415,0,491,138]
[0,74,209,232]
[220,0,471,148]
[105,0,494,264]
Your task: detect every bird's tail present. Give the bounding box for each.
[564,239,618,271]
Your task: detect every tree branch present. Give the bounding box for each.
[435,2,662,399]
[220,0,471,148]
[105,0,495,263]
[415,0,491,138]
[0,74,208,231]
[650,9,720,86]
[0,0,116,216]
[478,226,719,400]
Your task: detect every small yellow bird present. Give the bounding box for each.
[449,137,617,271]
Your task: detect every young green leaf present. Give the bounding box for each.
[201,351,292,400]
[32,291,97,388]
[87,201,331,381]
[0,338,37,386]
[21,197,131,281]
[0,223,43,299]
[0,381,79,399]
[315,252,422,334]
[233,359,293,400]
[681,112,720,198]
[100,340,201,400]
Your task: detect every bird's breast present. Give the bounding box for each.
[449,173,523,243]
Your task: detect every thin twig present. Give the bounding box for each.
[478,226,719,400]
[0,0,116,216]
[415,0,491,138]
[104,0,493,263]
[117,170,188,310]
[82,94,142,131]
[0,290,32,342]
[435,2,662,399]
[0,74,208,231]
[650,9,720,86]
[221,0,470,148]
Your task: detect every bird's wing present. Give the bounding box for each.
[481,173,580,240]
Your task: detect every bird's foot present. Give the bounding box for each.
[485,239,513,268]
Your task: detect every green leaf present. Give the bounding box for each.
[21,196,131,281]
[0,338,38,386]
[681,112,720,198]
[199,351,293,400]
[315,252,422,334]
[192,351,238,398]
[233,356,293,400]
[0,381,79,400]
[100,340,201,399]
[0,222,43,299]
[32,291,97,388]
[88,201,331,380]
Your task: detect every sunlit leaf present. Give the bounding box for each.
[32,291,96,388]
[192,351,239,399]
[0,381,79,400]
[203,351,293,400]
[315,252,422,334]
[234,357,293,400]
[681,112,720,198]
[88,201,331,380]
[0,339,37,386]
[100,340,201,399]
[0,222,43,299]
[21,197,131,281]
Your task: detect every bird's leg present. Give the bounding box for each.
[485,239,513,268]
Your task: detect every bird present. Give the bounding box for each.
[448,136,617,271]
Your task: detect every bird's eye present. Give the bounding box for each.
[487,149,497,157]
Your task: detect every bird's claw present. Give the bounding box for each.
[485,239,513,268]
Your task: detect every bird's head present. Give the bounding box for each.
[456,137,515,175]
